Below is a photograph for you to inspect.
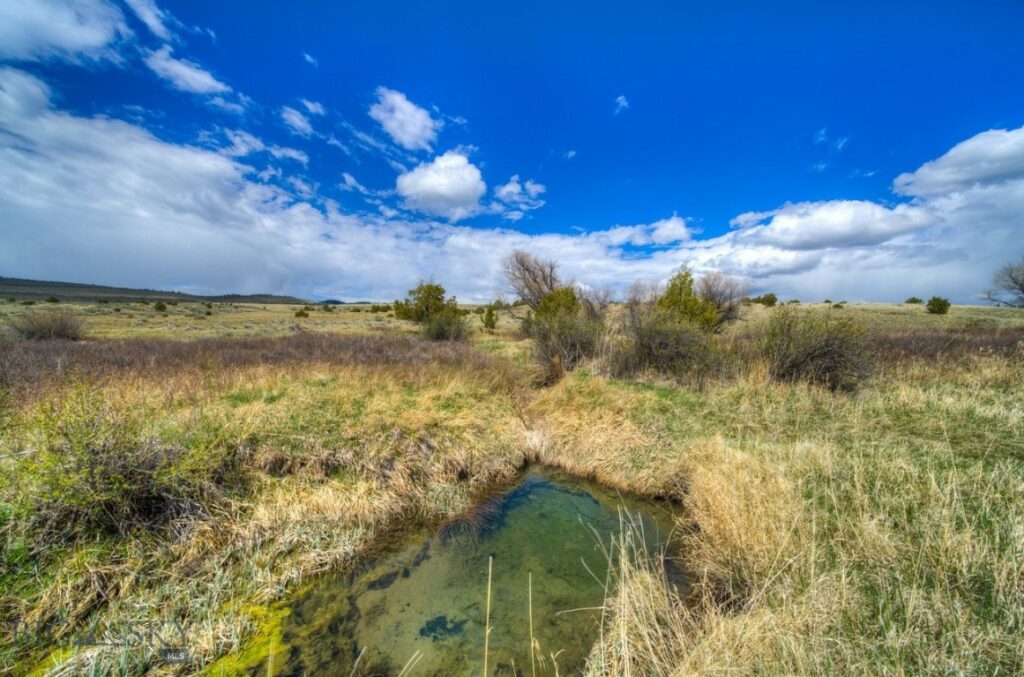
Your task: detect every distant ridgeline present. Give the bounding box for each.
[0,276,309,305]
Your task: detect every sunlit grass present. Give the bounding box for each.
[1,304,1022,674]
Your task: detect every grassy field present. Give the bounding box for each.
[0,300,527,342]
[1,301,1022,675]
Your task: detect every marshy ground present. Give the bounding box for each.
[1,301,1023,675]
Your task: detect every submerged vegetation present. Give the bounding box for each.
[1,261,1023,674]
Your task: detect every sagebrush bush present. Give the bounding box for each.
[760,306,871,391]
[608,300,722,386]
[421,307,468,341]
[905,296,923,304]
[15,391,246,539]
[294,309,309,318]
[153,301,167,312]
[926,296,951,314]
[749,292,778,307]
[522,287,603,383]
[11,309,85,340]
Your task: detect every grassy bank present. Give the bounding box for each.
[1,306,1022,674]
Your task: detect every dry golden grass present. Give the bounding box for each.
[544,358,1024,675]
[1,307,1022,675]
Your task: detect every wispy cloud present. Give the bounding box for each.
[280,105,313,136]
[123,0,172,40]
[300,99,325,115]
[0,0,129,62]
[614,95,630,115]
[302,52,318,67]
[144,45,230,94]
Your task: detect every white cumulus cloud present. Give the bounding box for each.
[396,150,486,221]
[894,126,1024,197]
[494,175,546,220]
[2,67,1023,304]
[369,87,441,151]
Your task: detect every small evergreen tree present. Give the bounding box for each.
[926,296,951,314]
[482,305,497,330]
[656,269,719,331]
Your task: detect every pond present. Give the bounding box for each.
[268,468,682,675]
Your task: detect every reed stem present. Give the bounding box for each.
[484,555,493,677]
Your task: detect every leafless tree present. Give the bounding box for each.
[985,258,1024,308]
[578,286,613,320]
[503,250,560,311]
[697,271,749,328]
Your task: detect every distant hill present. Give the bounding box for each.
[0,277,309,305]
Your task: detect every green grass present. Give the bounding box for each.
[1,303,1022,675]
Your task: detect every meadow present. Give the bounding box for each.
[1,298,1022,675]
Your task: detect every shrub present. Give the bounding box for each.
[609,284,722,385]
[422,307,468,341]
[12,309,85,340]
[113,307,121,313]
[749,292,778,307]
[294,309,309,318]
[15,391,245,539]
[610,308,719,385]
[905,297,923,304]
[394,282,467,341]
[6,297,16,303]
[524,287,602,383]
[97,298,109,304]
[153,302,167,312]
[45,296,59,303]
[482,305,497,331]
[656,269,719,331]
[696,271,747,327]
[21,300,35,306]
[400,282,453,322]
[926,296,951,314]
[760,306,871,392]
[321,304,334,312]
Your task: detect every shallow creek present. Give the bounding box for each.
[265,468,682,675]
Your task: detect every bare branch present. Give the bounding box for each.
[989,258,1024,308]
[502,251,561,311]
[696,271,749,328]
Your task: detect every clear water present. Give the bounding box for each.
[271,468,681,675]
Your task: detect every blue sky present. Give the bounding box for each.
[1,0,1023,302]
